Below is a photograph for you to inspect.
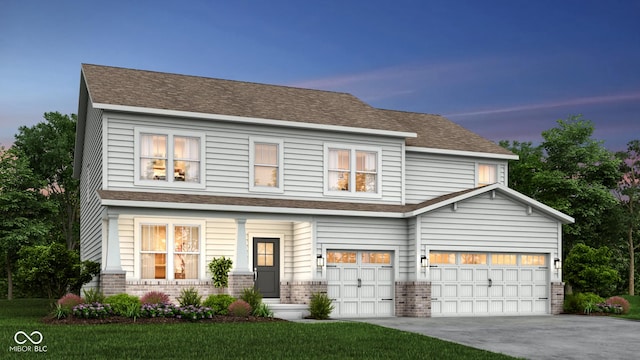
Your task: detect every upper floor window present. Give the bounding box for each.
[249,137,284,193]
[478,163,497,186]
[324,144,381,197]
[135,128,205,188]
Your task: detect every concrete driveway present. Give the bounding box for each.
[352,315,640,360]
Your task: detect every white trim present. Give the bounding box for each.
[133,127,206,189]
[323,143,383,199]
[94,103,417,139]
[132,217,207,281]
[102,114,109,190]
[101,183,574,223]
[101,198,405,218]
[406,146,519,160]
[249,137,284,193]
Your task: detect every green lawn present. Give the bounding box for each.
[0,299,518,359]
[618,295,640,320]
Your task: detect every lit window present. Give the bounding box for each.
[250,138,284,192]
[325,144,380,196]
[327,251,357,263]
[460,253,487,265]
[478,164,497,186]
[139,221,201,280]
[136,129,204,187]
[362,252,391,264]
[492,254,517,265]
[430,253,456,265]
[521,255,546,266]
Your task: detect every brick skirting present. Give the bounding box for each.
[395,281,431,317]
[280,281,328,304]
[551,282,564,315]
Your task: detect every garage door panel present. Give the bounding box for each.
[378,285,393,298]
[460,284,474,297]
[431,252,549,317]
[327,250,394,318]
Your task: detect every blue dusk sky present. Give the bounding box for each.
[1,0,639,151]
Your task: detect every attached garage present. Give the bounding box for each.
[430,252,549,316]
[326,250,394,317]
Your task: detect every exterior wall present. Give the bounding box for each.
[315,217,411,281]
[395,281,431,317]
[79,101,104,264]
[420,191,560,254]
[405,152,508,204]
[104,112,404,204]
[292,221,313,281]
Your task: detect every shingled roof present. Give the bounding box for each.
[379,109,515,155]
[80,64,513,156]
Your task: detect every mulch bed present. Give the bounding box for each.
[42,315,287,325]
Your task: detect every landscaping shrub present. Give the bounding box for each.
[140,303,179,318]
[209,256,233,289]
[228,299,251,317]
[176,305,214,321]
[309,292,334,320]
[203,294,236,315]
[72,303,113,319]
[563,293,604,314]
[564,244,621,297]
[57,293,84,310]
[83,288,105,303]
[253,303,274,318]
[177,287,202,306]
[605,296,631,314]
[141,291,170,305]
[104,293,141,317]
[240,287,262,314]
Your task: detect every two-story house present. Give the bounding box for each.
[74,64,573,318]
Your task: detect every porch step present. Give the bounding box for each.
[267,303,310,320]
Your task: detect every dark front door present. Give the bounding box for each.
[253,238,280,298]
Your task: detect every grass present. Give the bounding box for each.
[618,295,640,320]
[0,299,518,359]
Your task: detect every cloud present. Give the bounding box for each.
[444,92,640,117]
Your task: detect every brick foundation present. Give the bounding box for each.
[126,280,224,303]
[280,281,328,304]
[228,274,255,298]
[395,281,431,317]
[551,282,564,315]
[100,271,126,297]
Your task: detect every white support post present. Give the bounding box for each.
[104,213,123,272]
[233,218,252,274]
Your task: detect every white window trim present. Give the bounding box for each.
[476,162,499,187]
[323,143,382,198]
[134,127,206,189]
[249,137,284,193]
[133,217,206,281]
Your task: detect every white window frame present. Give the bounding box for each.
[133,218,206,281]
[477,162,498,186]
[134,128,206,189]
[323,143,382,198]
[249,137,284,193]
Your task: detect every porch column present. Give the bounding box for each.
[104,213,122,272]
[233,218,252,274]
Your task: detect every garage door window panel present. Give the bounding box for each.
[461,253,487,265]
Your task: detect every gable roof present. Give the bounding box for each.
[97,184,573,224]
[79,64,514,157]
[81,64,408,134]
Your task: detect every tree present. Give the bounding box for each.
[16,242,100,299]
[563,243,621,297]
[13,112,79,250]
[502,116,621,256]
[0,147,53,299]
[614,140,640,295]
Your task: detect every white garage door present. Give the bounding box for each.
[430,252,549,317]
[326,250,394,317]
